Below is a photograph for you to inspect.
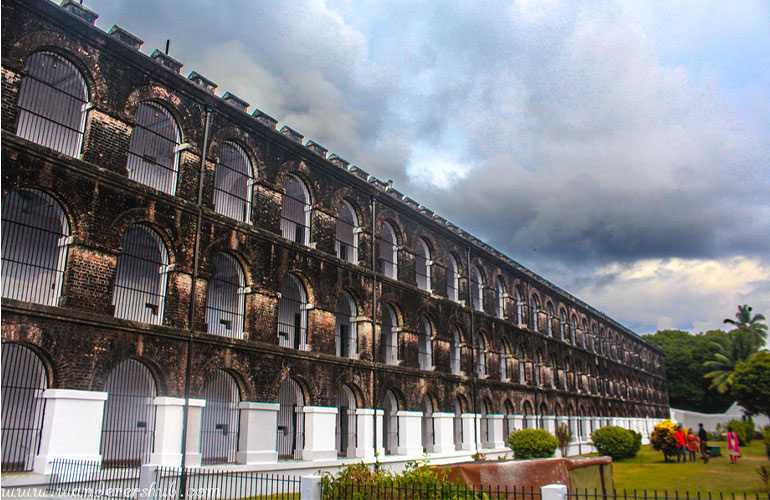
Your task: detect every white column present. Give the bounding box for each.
[396,411,423,456]
[592,416,601,434]
[485,414,506,449]
[34,389,108,474]
[354,408,375,460]
[508,415,522,433]
[182,399,206,468]
[237,402,279,464]
[375,409,385,456]
[150,397,183,466]
[525,415,537,429]
[302,406,338,461]
[581,417,592,440]
[459,414,475,451]
[475,414,483,449]
[430,412,455,454]
[568,416,579,442]
[542,415,556,435]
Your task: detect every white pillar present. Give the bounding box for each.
[508,415,522,435]
[301,475,323,500]
[237,402,279,464]
[430,412,455,454]
[568,417,579,442]
[475,414,483,449]
[354,408,375,460]
[150,397,207,467]
[485,414,506,449]
[542,415,556,435]
[302,406,337,461]
[33,389,108,474]
[581,417,592,440]
[182,399,206,468]
[396,411,423,456]
[542,483,568,500]
[375,409,385,456]
[592,417,601,434]
[459,414,475,451]
[525,415,537,429]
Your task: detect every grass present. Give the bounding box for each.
[611,442,770,495]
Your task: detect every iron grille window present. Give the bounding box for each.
[515,288,524,324]
[336,386,357,458]
[1,343,47,473]
[471,266,483,311]
[277,378,304,460]
[418,316,432,370]
[480,401,489,444]
[453,399,463,450]
[126,101,181,195]
[277,274,308,350]
[518,347,526,383]
[379,222,398,279]
[530,299,539,330]
[100,359,157,468]
[200,370,240,465]
[415,239,431,291]
[421,396,434,452]
[495,277,505,318]
[113,225,169,325]
[475,336,487,378]
[546,306,554,336]
[205,253,246,339]
[499,341,509,381]
[335,292,357,358]
[2,189,69,306]
[335,201,359,263]
[16,51,88,157]
[450,326,461,375]
[280,174,311,245]
[383,391,399,455]
[213,141,253,223]
[447,255,459,301]
[383,305,399,365]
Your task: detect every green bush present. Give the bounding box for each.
[727,419,755,446]
[591,426,640,459]
[507,428,558,459]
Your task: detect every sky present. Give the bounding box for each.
[82,0,770,337]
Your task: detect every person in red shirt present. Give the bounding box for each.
[686,428,699,462]
[674,424,688,462]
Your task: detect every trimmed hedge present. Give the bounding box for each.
[507,428,558,459]
[591,426,640,459]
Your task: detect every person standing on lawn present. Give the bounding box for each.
[674,424,687,462]
[698,423,709,463]
[686,428,698,462]
[726,426,741,464]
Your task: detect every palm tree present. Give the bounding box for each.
[704,329,758,393]
[724,305,768,349]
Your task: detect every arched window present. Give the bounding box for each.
[495,277,505,319]
[1,343,47,472]
[127,101,181,195]
[383,390,399,455]
[515,286,524,325]
[16,51,88,157]
[200,370,240,465]
[453,397,464,450]
[447,254,459,301]
[518,346,526,383]
[205,253,246,339]
[559,311,568,341]
[471,266,483,311]
[530,296,540,331]
[503,400,515,445]
[336,385,357,458]
[335,291,358,358]
[2,189,69,306]
[280,174,311,245]
[415,238,431,292]
[550,354,558,389]
[570,314,578,345]
[100,359,157,467]
[277,378,304,460]
[546,303,554,336]
[418,315,433,370]
[382,304,399,365]
[421,395,434,453]
[113,225,169,324]
[535,350,543,386]
[214,141,253,222]
[522,401,533,429]
[581,319,589,349]
[450,326,462,375]
[480,399,490,445]
[277,274,308,350]
[380,222,398,279]
[335,200,358,263]
[499,340,510,381]
[475,334,487,378]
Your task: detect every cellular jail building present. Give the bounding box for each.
[1,0,668,476]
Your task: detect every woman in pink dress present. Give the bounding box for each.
[726,426,741,464]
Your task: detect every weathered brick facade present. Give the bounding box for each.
[1,0,668,448]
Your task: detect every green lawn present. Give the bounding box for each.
[611,442,769,495]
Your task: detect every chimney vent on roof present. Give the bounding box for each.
[150,49,183,73]
[251,109,278,129]
[188,72,217,93]
[108,25,143,50]
[328,154,349,170]
[222,91,249,111]
[280,125,303,143]
[59,0,98,24]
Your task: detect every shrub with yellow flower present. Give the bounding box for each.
[650,419,679,461]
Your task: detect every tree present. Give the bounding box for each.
[645,329,733,413]
[704,329,761,393]
[724,305,768,349]
[731,351,770,417]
